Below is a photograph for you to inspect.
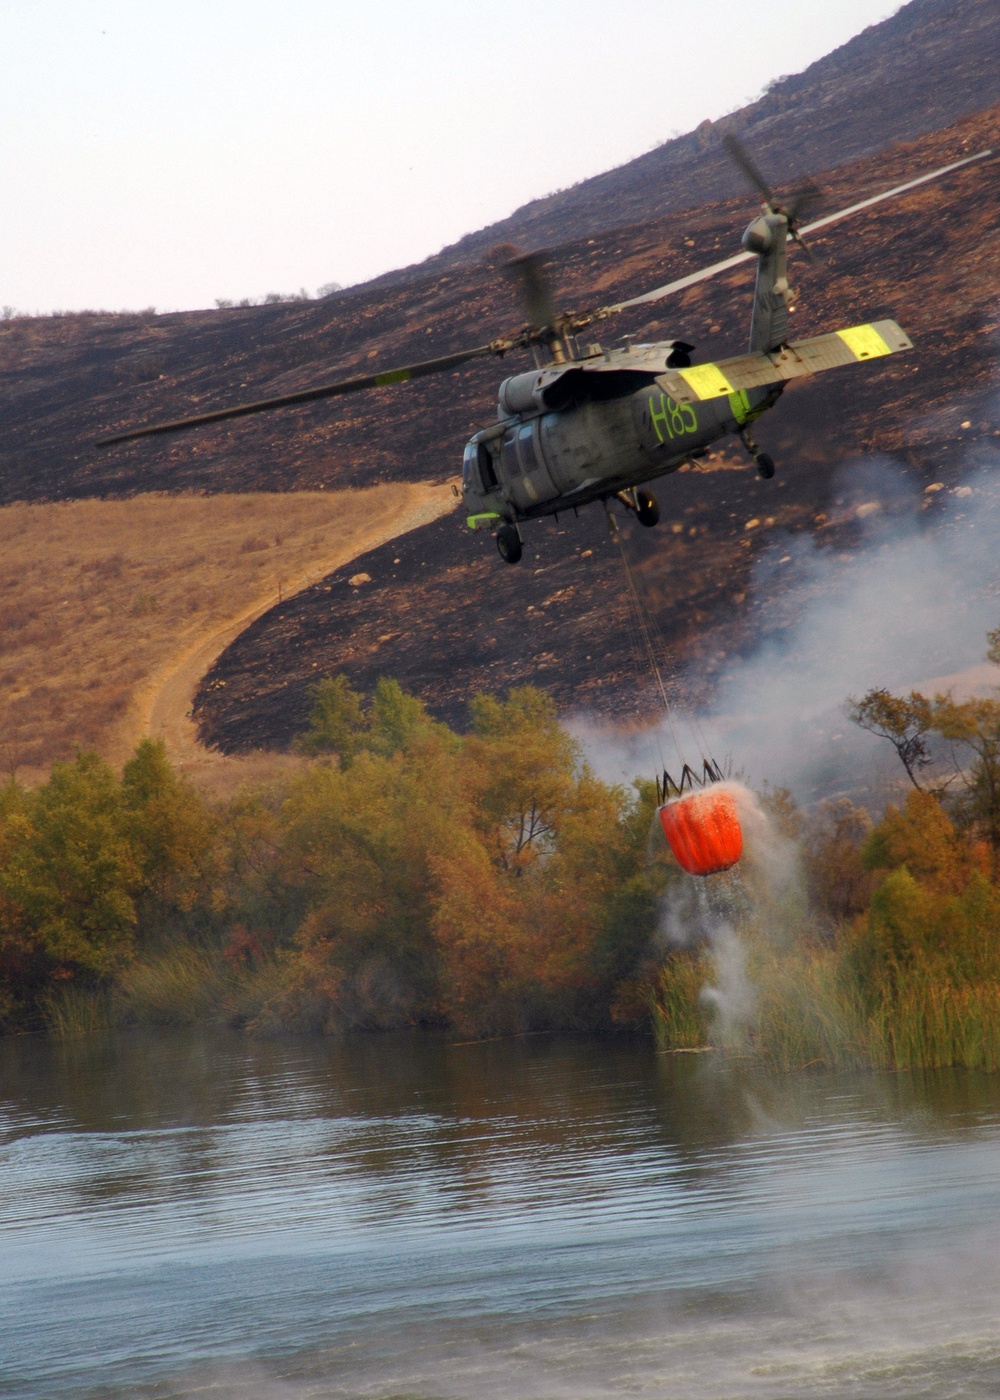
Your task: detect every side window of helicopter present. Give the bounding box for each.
[516,423,539,474]
[500,433,519,481]
[477,442,498,491]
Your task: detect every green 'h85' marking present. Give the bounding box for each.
[650,391,697,443]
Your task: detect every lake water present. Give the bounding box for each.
[3,1031,1000,1399]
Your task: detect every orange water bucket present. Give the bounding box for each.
[659,787,743,876]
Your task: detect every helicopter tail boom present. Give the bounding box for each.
[743,210,792,353]
[656,319,912,404]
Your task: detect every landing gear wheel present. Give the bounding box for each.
[636,490,660,527]
[496,523,522,564]
[756,453,775,480]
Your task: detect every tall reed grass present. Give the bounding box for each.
[116,945,227,1026]
[43,985,115,1039]
[650,952,711,1050]
[42,944,288,1039]
[116,944,288,1031]
[869,978,1000,1071]
[650,935,1000,1072]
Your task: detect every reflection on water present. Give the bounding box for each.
[2,1031,1000,1398]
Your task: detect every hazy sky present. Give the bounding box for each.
[0,0,901,314]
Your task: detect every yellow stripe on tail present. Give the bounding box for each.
[657,319,912,403]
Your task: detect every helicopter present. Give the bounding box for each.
[98,138,993,565]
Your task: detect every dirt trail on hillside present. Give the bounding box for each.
[132,480,457,792]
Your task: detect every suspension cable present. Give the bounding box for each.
[607,506,683,766]
[609,504,717,770]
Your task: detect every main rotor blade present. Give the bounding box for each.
[602,249,754,313]
[97,342,500,446]
[797,147,994,237]
[599,146,993,317]
[721,132,775,206]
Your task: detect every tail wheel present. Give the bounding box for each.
[636,490,660,527]
[496,523,523,564]
[756,453,776,480]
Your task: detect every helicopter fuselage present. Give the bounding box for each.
[461,338,780,535]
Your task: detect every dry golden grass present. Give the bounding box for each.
[0,482,456,783]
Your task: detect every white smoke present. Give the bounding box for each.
[574,447,1000,806]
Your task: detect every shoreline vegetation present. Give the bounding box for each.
[4,654,1000,1072]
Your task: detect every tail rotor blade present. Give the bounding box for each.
[721,132,775,206]
[786,181,822,219]
[790,228,821,267]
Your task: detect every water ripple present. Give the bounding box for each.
[2,1034,1000,1398]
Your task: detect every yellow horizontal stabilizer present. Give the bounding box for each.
[676,363,736,398]
[835,324,893,359]
[658,320,913,403]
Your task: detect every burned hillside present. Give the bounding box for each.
[0,0,997,757]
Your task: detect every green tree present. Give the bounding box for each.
[848,633,1000,876]
[803,797,874,924]
[0,754,140,982]
[122,738,217,916]
[366,677,441,758]
[0,780,45,1026]
[467,687,579,875]
[294,674,448,768]
[265,718,465,1031]
[931,695,1000,877]
[294,674,366,764]
[862,788,971,895]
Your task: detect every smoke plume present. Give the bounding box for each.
[575,445,1000,806]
